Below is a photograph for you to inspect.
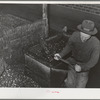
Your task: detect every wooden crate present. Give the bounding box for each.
[24,35,69,87]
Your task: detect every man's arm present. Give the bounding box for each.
[54,44,71,61]
[59,32,77,58]
[54,32,76,60]
[59,43,72,58]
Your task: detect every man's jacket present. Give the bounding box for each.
[59,31,100,72]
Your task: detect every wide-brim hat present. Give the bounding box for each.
[77,20,98,35]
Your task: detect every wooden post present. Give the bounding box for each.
[43,4,48,38]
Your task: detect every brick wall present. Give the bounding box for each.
[60,4,100,16]
[49,4,100,39]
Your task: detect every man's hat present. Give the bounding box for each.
[77,20,98,35]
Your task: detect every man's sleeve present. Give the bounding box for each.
[59,32,76,58]
[59,42,72,58]
[79,44,100,72]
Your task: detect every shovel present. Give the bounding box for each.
[59,58,74,70]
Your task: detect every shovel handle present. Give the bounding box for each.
[59,58,74,70]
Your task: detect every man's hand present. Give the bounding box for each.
[75,64,81,72]
[62,26,67,33]
[54,53,61,61]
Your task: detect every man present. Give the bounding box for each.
[54,20,100,88]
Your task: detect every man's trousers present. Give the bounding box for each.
[64,68,89,88]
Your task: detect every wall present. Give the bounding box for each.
[61,4,100,15]
[0,4,42,21]
[1,4,100,39]
[49,4,100,39]
[1,4,100,38]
